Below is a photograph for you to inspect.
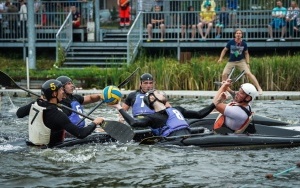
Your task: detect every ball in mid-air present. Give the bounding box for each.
[102,85,122,104]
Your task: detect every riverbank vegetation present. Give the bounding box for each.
[0,51,299,91]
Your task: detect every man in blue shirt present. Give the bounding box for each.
[217,29,263,95]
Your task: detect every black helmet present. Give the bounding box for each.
[143,90,156,110]
[41,79,63,100]
[56,76,72,86]
[140,73,153,82]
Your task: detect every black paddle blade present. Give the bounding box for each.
[0,70,18,88]
[101,121,134,143]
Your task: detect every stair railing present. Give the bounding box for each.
[127,11,143,64]
[55,11,73,64]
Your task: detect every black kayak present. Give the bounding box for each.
[139,124,300,149]
[2,124,300,151]
[0,115,293,151]
[140,133,300,150]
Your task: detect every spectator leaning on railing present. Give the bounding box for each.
[266,0,287,42]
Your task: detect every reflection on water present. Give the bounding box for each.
[0,96,300,187]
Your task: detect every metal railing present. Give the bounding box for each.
[139,9,300,42]
[1,0,299,42]
[127,12,143,64]
[137,0,300,42]
[0,1,91,41]
[56,11,72,63]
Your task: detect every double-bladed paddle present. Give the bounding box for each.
[213,69,245,86]
[0,70,134,143]
[76,67,140,126]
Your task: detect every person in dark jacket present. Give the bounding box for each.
[110,89,220,137]
[16,79,104,147]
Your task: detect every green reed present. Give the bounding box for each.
[0,53,299,91]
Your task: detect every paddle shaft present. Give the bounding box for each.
[0,70,95,121]
[76,67,140,126]
[227,67,235,79]
[0,71,136,143]
[232,70,245,83]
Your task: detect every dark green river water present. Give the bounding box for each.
[0,96,299,187]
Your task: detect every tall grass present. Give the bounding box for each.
[0,52,299,91]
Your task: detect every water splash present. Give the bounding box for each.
[0,144,23,152]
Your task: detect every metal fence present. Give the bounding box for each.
[0,1,91,41]
[136,0,300,41]
[0,0,300,42]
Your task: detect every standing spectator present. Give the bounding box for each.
[215,6,229,38]
[201,0,216,11]
[286,1,299,38]
[147,5,165,42]
[71,5,80,28]
[197,3,216,41]
[19,0,27,39]
[181,5,198,41]
[117,0,130,29]
[226,0,238,26]
[5,1,18,38]
[266,0,287,42]
[217,29,263,95]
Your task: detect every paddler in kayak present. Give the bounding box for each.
[110,89,221,137]
[213,79,258,134]
[16,79,104,147]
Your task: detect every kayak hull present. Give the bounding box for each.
[156,134,300,149]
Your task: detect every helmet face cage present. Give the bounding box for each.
[143,89,156,110]
[143,90,167,109]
